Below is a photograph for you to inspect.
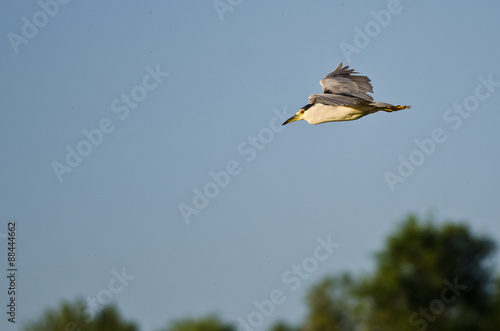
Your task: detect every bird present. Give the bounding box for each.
[282,63,410,126]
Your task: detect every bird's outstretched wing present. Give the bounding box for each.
[318,63,374,102]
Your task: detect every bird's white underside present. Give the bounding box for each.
[302,104,377,125]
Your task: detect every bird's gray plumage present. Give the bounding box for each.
[309,62,376,106]
[309,94,361,107]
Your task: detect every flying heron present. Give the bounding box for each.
[283,63,410,125]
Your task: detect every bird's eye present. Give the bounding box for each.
[300,110,305,114]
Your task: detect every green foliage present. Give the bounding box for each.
[357,215,497,330]
[22,215,500,331]
[157,315,234,331]
[302,274,356,331]
[268,320,297,331]
[289,214,499,331]
[23,299,137,331]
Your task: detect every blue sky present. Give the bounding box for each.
[1,1,500,330]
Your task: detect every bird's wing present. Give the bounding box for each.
[319,63,374,101]
[309,93,365,107]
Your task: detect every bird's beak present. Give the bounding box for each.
[282,113,300,126]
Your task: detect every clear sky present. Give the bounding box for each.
[1,1,500,330]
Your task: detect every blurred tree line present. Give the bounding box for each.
[23,215,500,331]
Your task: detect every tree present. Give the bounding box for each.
[23,299,137,331]
[156,315,235,331]
[357,214,497,331]
[280,214,499,331]
[301,274,357,331]
[22,215,500,331]
[268,320,298,331]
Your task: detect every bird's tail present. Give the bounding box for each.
[381,105,411,112]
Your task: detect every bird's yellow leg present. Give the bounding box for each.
[382,105,411,112]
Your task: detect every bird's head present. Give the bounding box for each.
[282,105,311,125]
